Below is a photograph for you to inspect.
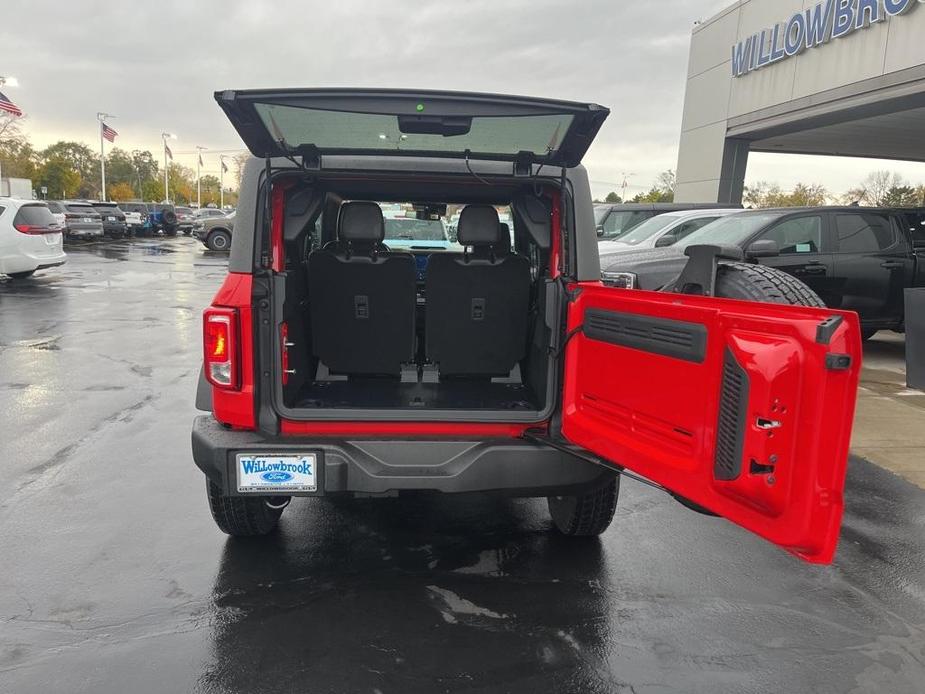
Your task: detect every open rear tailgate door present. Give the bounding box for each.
[560,284,862,564]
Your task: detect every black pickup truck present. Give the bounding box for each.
[600,206,925,339]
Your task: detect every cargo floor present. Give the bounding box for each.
[292,379,539,411]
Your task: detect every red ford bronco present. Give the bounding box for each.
[193,89,861,564]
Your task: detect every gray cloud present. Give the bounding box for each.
[10,0,912,197]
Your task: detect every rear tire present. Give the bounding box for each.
[714,262,826,308]
[206,480,286,536]
[7,270,36,279]
[207,229,231,251]
[548,477,620,537]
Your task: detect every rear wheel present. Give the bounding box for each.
[714,262,825,308]
[548,477,620,537]
[206,480,287,536]
[206,229,231,251]
[7,270,36,280]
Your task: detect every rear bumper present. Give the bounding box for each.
[101,222,127,236]
[191,415,612,497]
[66,225,104,238]
[0,249,66,274]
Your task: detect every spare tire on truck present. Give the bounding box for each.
[161,209,178,226]
[712,262,826,308]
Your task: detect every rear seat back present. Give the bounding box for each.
[426,205,531,377]
[308,201,416,376]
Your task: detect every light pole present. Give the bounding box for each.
[219,155,228,209]
[97,112,114,201]
[620,172,636,203]
[0,76,19,196]
[161,132,177,203]
[196,146,207,208]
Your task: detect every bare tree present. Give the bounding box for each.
[849,171,907,206]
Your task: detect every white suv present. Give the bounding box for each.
[0,198,67,279]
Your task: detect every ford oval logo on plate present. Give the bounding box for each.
[261,471,294,483]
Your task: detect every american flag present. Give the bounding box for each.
[0,90,23,117]
[221,159,229,173]
[101,122,118,143]
[165,143,173,160]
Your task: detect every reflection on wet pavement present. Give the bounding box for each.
[0,237,923,694]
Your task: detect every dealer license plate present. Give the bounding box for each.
[236,453,317,493]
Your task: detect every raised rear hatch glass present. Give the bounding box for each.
[215,88,609,168]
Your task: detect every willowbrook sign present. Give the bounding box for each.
[732,0,921,78]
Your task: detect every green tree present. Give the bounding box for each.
[744,181,827,207]
[631,170,676,203]
[604,191,622,203]
[167,163,195,204]
[40,141,100,195]
[0,138,39,180]
[105,148,137,189]
[141,178,163,202]
[198,174,221,206]
[882,185,920,207]
[37,158,81,198]
[131,150,159,193]
[108,182,135,201]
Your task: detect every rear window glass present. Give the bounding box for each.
[836,214,896,253]
[14,205,56,226]
[176,207,193,214]
[384,217,447,242]
[255,103,574,159]
[66,204,95,214]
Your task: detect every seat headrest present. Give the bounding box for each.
[457,205,501,246]
[338,201,384,243]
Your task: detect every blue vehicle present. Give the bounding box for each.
[383,216,455,251]
[148,204,179,236]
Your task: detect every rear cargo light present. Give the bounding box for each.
[204,308,239,389]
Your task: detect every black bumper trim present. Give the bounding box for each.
[191,415,613,497]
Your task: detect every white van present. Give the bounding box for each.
[0,198,66,279]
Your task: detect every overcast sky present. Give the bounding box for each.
[4,0,925,198]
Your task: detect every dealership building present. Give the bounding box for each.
[675,0,925,203]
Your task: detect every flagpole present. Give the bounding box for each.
[196,146,207,208]
[220,155,226,209]
[163,138,168,203]
[161,132,175,203]
[98,114,106,201]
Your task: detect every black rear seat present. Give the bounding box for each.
[425,205,531,377]
[308,201,416,376]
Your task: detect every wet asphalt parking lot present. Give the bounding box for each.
[1,236,924,694]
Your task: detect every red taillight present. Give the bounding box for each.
[14,224,58,235]
[204,308,239,390]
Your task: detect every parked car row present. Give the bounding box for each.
[38,201,231,241]
[599,205,925,339]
